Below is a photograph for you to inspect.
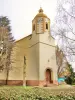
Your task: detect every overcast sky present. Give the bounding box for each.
[0,0,57,40]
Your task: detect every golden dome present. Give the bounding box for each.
[34,7,48,19]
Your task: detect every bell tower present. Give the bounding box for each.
[31,8,58,86]
[32,7,50,34]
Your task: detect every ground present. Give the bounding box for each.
[0,85,75,100]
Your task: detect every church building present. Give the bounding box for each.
[0,8,58,86]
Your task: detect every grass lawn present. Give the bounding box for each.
[72,85,75,86]
[0,85,75,100]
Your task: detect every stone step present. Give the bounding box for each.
[43,83,58,87]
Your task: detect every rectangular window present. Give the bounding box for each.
[46,23,48,29]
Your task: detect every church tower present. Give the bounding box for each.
[31,8,58,86]
[32,7,50,34]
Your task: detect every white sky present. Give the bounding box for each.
[0,0,57,40]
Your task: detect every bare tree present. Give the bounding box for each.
[0,16,15,85]
[56,46,70,77]
[51,0,75,62]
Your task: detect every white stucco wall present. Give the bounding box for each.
[39,43,58,81]
[0,69,6,80]
[8,33,39,81]
[26,43,39,80]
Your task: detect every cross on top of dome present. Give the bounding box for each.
[39,7,43,13]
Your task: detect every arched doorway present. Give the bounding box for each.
[45,69,52,84]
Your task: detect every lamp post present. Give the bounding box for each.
[23,56,26,86]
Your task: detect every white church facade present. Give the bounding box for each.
[0,8,58,86]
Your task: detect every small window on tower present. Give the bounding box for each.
[33,24,35,31]
[46,23,48,29]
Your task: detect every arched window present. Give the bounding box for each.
[46,23,48,29]
[33,24,35,31]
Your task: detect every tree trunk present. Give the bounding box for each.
[6,69,9,85]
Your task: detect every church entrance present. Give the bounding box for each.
[45,69,52,84]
